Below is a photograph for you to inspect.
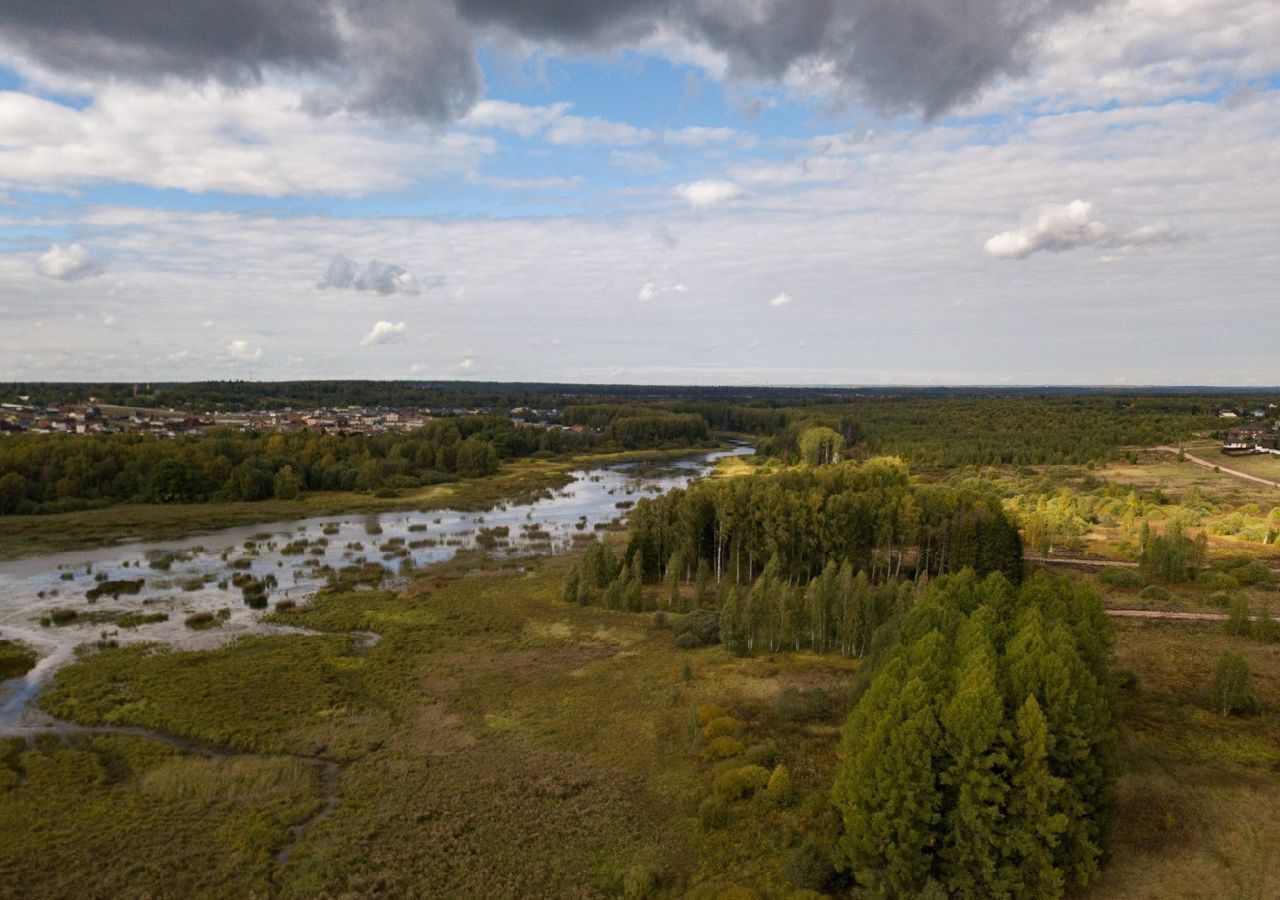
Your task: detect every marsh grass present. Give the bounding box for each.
[15,534,1280,898]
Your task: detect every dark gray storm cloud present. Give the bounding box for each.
[1,0,1103,120]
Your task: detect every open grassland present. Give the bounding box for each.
[1081,620,1280,900]
[0,444,727,561]
[5,544,1280,897]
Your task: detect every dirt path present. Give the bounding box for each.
[1153,445,1280,490]
[1105,608,1229,622]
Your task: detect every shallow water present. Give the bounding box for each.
[0,445,750,732]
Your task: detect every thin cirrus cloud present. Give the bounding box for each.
[35,242,105,281]
[983,200,1179,260]
[360,320,407,347]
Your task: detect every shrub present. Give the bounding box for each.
[783,840,837,893]
[1098,566,1144,588]
[776,686,832,723]
[743,742,779,769]
[1207,591,1234,609]
[1112,668,1140,692]
[1226,597,1253,636]
[1209,651,1256,716]
[622,863,666,900]
[184,611,219,630]
[1221,558,1275,587]
[697,704,727,726]
[1196,570,1238,591]
[0,640,38,680]
[1139,585,1171,602]
[48,607,78,626]
[673,608,720,647]
[702,716,740,741]
[765,764,793,806]
[705,736,744,760]
[698,796,730,830]
[116,612,169,628]
[1252,610,1280,643]
[652,610,668,628]
[713,764,771,802]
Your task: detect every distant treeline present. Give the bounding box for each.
[0,413,699,515]
[9,379,1273,417]
[768,395,1227,467]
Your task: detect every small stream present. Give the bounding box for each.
[0,445,751,734]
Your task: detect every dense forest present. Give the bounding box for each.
[833,569,1119,899]
[623,457,1024,587]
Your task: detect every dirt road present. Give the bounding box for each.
[1105,608,1229,622]
[1153,445,1280,490]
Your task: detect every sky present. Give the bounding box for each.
[0,0,1277,386]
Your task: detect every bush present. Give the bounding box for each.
[1112,668,1140,692]
[0,640,38,680]
[1139,585,1171,602]
[696,704,727,726]
[1207,591,1234,609]
[1252,611,1280,643]
[1219,558,1275,587]
[184,611,219,630]
[713,764,771,802]
[783,840,837,893]
[702,716,740,741]
[1098,566,1144,588]
[622,863,666,900]
[765,764,793,806]
[776,686,832,723]
[698,796,730,830]
[1196,571,1238,592]
[705,736,744,760]
[1209,651,1256,716]
[673,608,720,647]
[1226,597,1253,636]
[743,742,779,769]
[116,612,169,628]
[48,607,78,626]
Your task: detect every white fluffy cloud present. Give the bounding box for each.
[676,180,743,209]
[35,243,105,281]
[984,200,1179,260]
[769,292,792,307]
[984,200,1108,259]
[360,321,407,347]
[225,340,263,362]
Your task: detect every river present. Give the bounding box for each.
[0,444,751,733]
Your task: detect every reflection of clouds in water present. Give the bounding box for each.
[0,445,751,732]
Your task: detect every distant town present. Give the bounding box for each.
[0,396,567,439]
[1219,403,1280,455]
